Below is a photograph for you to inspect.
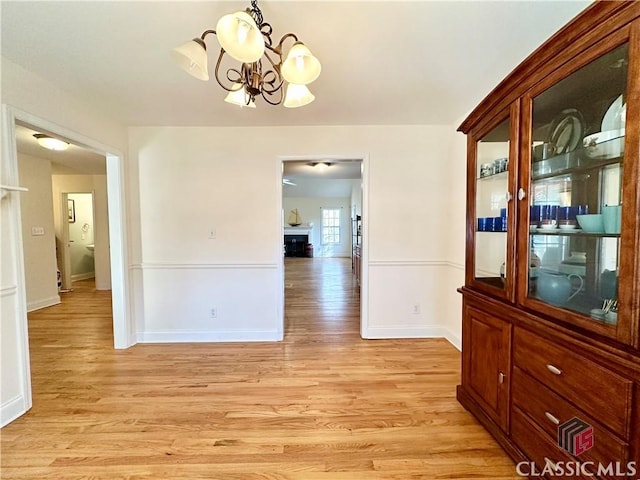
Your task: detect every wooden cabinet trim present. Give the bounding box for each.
[460,289,640,380]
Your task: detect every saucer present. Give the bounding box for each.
[559,224,577,230]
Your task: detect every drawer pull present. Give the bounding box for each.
[545,411,560,425]
[546,364,562,375]
[498,372,505,384]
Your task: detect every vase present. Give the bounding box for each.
[537,270,584,306]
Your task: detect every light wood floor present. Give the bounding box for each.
[1,258,517,479]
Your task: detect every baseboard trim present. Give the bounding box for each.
[444,329,462,351]
[136,330,283,343]
[363,325,447,339]
[27,295,61,312]
[1,394,27,428]
[72,272,95,282]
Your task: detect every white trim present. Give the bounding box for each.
[105,152,132,349]
[444,329,462,351]
[368,260,450,267]
[277,154,369,341]
[0,104,32,427]
[364,325,447,339]
[71,272,95,282]
[137,330,283,343]
[1,395,28,427]
[27,295,61,312]
[367,260,464,270]
[0,285,18,297]
[447,261,465,271]
[135,263,278,270]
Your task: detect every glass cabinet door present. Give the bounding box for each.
[523,43,628,336]
[471,113,515,299]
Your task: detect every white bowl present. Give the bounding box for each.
[583,129,625,159]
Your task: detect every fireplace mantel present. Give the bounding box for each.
[284,226,312,236]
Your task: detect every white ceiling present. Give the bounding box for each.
[283,159,361,197]
[15,123,106,175]
[1,0,592,130]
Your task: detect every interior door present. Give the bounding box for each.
[59,192,72,291]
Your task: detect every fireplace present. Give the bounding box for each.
[284,234,308,257]
[283,226,312,258]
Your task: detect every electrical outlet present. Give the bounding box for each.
[413,304,421,315]
[210,308,217,318]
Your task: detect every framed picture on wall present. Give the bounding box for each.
[67,199,76,223]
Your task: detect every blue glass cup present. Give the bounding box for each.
[530,205,541,227]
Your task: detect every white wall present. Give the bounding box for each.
[283,197,351,257]
[17,153,60,311]
[129,124,456,342]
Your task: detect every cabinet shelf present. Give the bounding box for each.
[477,170,508,181]
[529,229,620,238]
[531,150,622,181]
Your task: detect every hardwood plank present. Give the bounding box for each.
[1,259,518,479]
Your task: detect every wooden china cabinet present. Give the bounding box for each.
[457,2,640,478]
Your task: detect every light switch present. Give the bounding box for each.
[208,228,216,239]
[31,226,45,236]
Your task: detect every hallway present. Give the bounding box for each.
[284,257,360,339]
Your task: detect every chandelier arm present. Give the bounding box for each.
[260,86,284,106]
[262,49,284,76]
[199,29,217,41]
[269,33,299,55]
[213,49,243,93]
[260,70,281,93]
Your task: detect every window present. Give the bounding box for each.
[322,208,341,244]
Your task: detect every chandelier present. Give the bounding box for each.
[171,0,321,108]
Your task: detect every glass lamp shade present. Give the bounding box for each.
[281,42,321,85]
[283,83,315,108]
[224,84,257,108]
[33,134,69,151]
[170,39,209,81]
[216,11,265,63]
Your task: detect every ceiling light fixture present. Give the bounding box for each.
[311,162,331,170]
[33,134,69,151]
[171,0,321,109]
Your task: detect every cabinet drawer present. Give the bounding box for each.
[513,328,632,436]
[512,366,628,468]
[512,406,590,479]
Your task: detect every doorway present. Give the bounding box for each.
[2,106,130,344]
[279,157,368,338]
[61,192,97,288]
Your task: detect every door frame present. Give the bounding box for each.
[277,154,370,338]
[2,105,132,352]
